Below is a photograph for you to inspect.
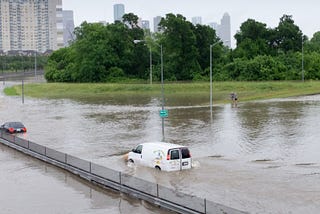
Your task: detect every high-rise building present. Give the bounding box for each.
[62,10,75,47]
[192,16,202,25]
[209,13,231,48]
[153,16,162,32]
[141,20,150,30]
[219,13,231,48]
[113,4,125,22]
[209,22,219,31]
[0,0,63,52]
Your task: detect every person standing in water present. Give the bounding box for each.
[230,92,238,107]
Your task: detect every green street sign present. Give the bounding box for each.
[159,109,168,118]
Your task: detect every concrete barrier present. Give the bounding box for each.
[29,141,46,155]
[67,155,91,172]
[206,200,247,214]
[46,148,66,163]
[0,134,248,214]
[2,133,14,142]
[91,163,120,183]
[158,185,205,213]
[14,137,29,149]
[121,173,158,197]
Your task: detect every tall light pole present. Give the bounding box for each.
[134,40,165,141]
[301,35,304,82]
[149,46,152,84]
[133,39,152,84]
[160,44,165,142]
[210,40,229,119]
[34,51,37,78]
[209,41,220,119]
[33,30,37,78]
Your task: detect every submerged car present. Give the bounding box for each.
[0,122,27,133]
[128,142,192,171]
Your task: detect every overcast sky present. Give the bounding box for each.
[63,0,320,48]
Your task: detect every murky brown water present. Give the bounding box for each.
[0,143,171,214]
[1,80,320,213]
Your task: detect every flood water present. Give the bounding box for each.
[1,79,320,213]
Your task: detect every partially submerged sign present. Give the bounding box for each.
[159,109,168,118]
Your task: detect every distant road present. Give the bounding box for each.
[0,70,44,79]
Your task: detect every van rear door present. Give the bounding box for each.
[168,148,192,171]
[180,148,191,170]
[168,149,181,171]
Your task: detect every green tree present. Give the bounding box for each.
[45,47,74,82]
[305,31,320,53]
[193,24,222,73]
[122,13,139,28]
[234,19,272,58]
[72,22,110,82]
[274,15,303,53]
[159,14,201,80]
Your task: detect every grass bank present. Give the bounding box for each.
[4,81,320,104]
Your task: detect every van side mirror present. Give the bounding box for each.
[132,148,136,153]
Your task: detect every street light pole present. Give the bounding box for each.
[133,39,152,85]
[209,40,229,119]
[210,44,213,120]
[34,51,37,78]
[160,44,165,142]
[134,40,165,141]
[302,35,304,82]
[150,46,152,84]
[209,41,220,119]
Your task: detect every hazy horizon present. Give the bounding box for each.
[63,0,320,48]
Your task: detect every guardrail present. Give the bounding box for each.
[0,131,247,214]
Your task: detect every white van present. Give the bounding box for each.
[127,142,192,171]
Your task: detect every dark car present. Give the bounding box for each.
[0,122,27,133]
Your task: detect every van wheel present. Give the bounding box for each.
[155,166,161,171]
[128,159,134,163]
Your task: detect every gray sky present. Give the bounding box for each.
[63,0,320,48]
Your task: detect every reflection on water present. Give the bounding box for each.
[1,81,320,213]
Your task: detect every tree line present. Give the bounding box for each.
[45,13,320,82]
[0,55,47,73]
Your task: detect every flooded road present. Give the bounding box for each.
[0,143,171,214]
[1,80,320,213]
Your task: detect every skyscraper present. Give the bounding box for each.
[219,13,231,48]
[113,4,125,22]
[192,16,202,25]
[153,16,162,32]
[0,0,63,52]
[209,13,231,48]
[62,10,75,47]
[141,20,150,30]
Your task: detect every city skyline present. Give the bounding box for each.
[63,0,320,48]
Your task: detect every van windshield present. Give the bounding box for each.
[133,145,142,154]
[181,148,191,159]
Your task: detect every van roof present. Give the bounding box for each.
[139,142,188,150]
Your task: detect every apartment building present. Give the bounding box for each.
[0,0,64,52]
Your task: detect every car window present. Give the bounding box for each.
[12,122,24,128]
[170,149,180,160]
[181,148,190,159]
[134,145,142,154]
